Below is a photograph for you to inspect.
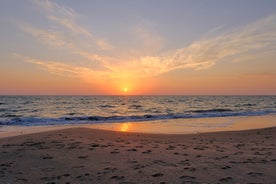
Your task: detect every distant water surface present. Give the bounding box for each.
[0,96,275,126]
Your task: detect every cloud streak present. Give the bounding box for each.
[14,54,111,83]
[47,15,92,37]
[31,0,112,51]
[18,0,276,84]
[139,14,276,75]
[19,23,71,49]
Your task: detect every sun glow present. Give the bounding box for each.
[103,75,157,95]
[120,123,131,132]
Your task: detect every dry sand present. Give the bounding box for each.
[0,127,275,184]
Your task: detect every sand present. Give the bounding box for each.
[0,127,275,184]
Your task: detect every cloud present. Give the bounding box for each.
[17,1,276,83]
[139,14,276,75]
[47,15,92,37]
[32,0,75,19]
[14,53,111,83]
[15,54,82,77]
[31,0,112,52]
[18,23,71,49]
[132,24,164,54]
[96,38,113,51]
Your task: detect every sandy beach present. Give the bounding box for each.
[0,126,275,184]
[1,0,276,183]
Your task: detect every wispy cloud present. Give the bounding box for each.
[14,53,111,83]
[47,15,92,37]
[139,14,276,75]
[32,0,75,20]
[31,0,112,51]
[132,24,165,55]
[19,23,72,49]
[17,0,276,84]
[96,38,113,51]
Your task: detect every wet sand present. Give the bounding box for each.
[0,127,275,183]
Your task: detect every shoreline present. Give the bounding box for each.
[1,114,276,138]
[0,126,275,183]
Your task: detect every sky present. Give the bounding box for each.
[0,0,276,95]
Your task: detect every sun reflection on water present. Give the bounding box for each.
[119,123,131,132]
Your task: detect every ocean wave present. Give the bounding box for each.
[99,104,116,108]
[189,108,233,113]
[0,109,275,126]
[0,108,7,112]
[129,104,143,109]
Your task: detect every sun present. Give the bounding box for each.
[123,87,128,92]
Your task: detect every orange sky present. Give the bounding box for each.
[0,0,276,95]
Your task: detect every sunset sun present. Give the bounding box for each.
[123,87,128,92]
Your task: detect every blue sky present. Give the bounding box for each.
[0,0,276,95]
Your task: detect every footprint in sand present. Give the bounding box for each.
[41,155,53,159]
[55,144,65,149]
[40,176,56,182]
[153,160,167,166]
[127,160,138,164]
[127,148,137,152]
[179,159,190,166]
[111,149,120,154]
[97,167,118,175]
[116,138,124,142]
[166,145,175,150]
[76,173,90,181]
[219,176,233,182]
[110,175,125,180]
[132,164,145,170]
[193,146,206,150]
[183,167,196,172]
[152,173,164,177]
[78,155,88,159]
[234,144,245,149]
[233,151,243,155]
[180,175,196,180]
[221,166,231,170]
[72,165,84,169]
[136,145,144,148]
[41,167,55,172]
[103,167,117,173]
[215,156,228,160]
[2,144,17,148]
[253,152,263,155]
[15,171,23,175]
[142,150,152,154]
[179,175,198,183]
[16,178,28,182]
[244,158,267,164]
[247,172,264,177]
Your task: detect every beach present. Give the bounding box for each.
[0,126,275,184]
[1,0,276,183]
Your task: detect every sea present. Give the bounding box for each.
[0,96,275,127]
